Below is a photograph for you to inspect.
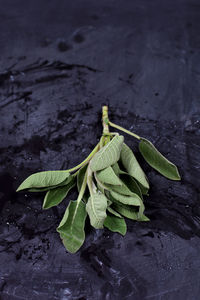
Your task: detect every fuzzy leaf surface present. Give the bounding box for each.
[86,193,107,229]
[90,135,124,171]
[96,166,122,186]
[112,163,126,175]
[57,200,87,253]
[17,171,70,191]
[43,177,76,209]
[107,181,133,196]
[121,174,143,198]
[139,138,181,180]
[113,203,139,220]
[121,143,149,189]
[104,214,127,235]
[110,190,141,206]
[28,175,74,192]
[113,203,149,221]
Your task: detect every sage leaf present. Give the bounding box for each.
[113,203,139,220]
[107,206,123,218]
[90,135,124,171]
[138,214,150,221]
[57,207,69,230]
[104,214,127,235]
[112,163,126,175]
[43,177,76,209]
[107,181,133,196]
[86,193,108,229]
[139,138,181,180]
[120,175,143,198]
[57,200,87,253]
[97,182,105,194]
[110,190,141,206]
[17,170,70,191]
[136,182,149,196]
[28,175,74,192]
[96,166,122,186]
[121,143,149,189]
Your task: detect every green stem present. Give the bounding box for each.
[67,143,100,173]
[99,136,105,148]
[102,106,109,135]
[77,166,88,203]
[109,121,141,140]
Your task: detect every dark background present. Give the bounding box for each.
[0,0,200,299]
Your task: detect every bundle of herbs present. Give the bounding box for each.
[17,106,181,253]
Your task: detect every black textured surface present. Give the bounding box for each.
[0,1,200,299]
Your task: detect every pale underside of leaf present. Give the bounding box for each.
[17,170,70,191]
[90,135,124,172]
[104,213,127,235]
[139,138,181,180]
[57,200,87,253]
[120,143,149,189]
[43,177,76,209]
[96,166,122,186]
[28,174,74,192]
[86,193,108,229]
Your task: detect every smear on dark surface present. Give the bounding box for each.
[0,0,200,299]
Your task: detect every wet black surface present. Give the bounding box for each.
[0,0,200,299]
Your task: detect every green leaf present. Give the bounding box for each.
[138,214,150,221]
[43,177,76,209]
[96,166,122,186]
[28,175,74,192]
[120,143,149,189]
[110,190,141,206]
[90,135,124,171]
[57,200,87,253]
[139,138,181,180]
[57,207,69,230]
[113,202,149,222]
[136,182,149,196]
[77,165,89,202]
[104,214,127,235]
[17,170,70,191]
[113,203,139,220]
[86,193,108,229]
[107,206,123,218]
[107,181,133,196]
[120,174,143,198]
[112,163,126,175]
[96,182,105,194]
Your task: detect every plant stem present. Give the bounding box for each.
[109,121,141,140]
[67,143,100,173]
[102,106,109,135]
[77,166,88,203]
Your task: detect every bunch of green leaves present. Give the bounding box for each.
[17,107,181,253]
